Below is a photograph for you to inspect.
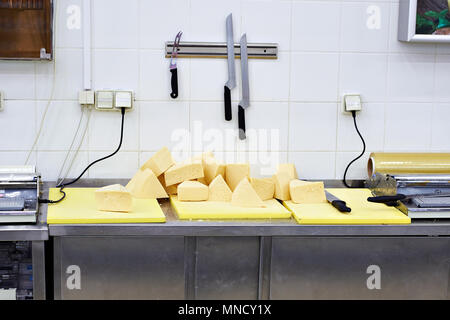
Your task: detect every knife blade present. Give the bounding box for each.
[326,191,351,213]
[367,192,450,204]
[224,14,236,121]
[238,34,249,140]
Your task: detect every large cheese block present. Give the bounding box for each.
[209,175,232,202]
[158,174,179,195]
[141,147,175,177]
[95,184,132,212]
[290,180,327,204]
[278,163,298,180]
[231,179,265,208]
[204,158,226,185]
[273,171,291,201]
[178,181,209,201]
[250,178,275,201]
[226,163,250,191]
[164,160,204,186]
[126,169,168,199]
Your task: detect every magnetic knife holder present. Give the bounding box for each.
[165,42,278,59]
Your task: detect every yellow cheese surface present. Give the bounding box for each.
[278,163,298,180]
[250,178,275,201]
[126,168,168,199]
[204,158,226,185]
[178,181,209,201]
[141,147,175,177]
[95,184,132,212]
[226,163,250,191]
[209,175,232,202]
[289,180,326,204]
[273,171,291,201]
[231,179,265,208]
[48,188,165,224]
[164,160,204,186]
[171,196,291,220]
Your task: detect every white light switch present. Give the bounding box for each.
[78,90,95,106]
[95,91,114,110]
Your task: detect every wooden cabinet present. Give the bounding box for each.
[0,0,53,59]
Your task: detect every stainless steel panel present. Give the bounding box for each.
[271,237,450,300]
[195,237,260,300]
[57,236,185,300]
[32,241,46,300]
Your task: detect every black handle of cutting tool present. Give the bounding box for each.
[367,194,407,204]
[331,200,352,213]
[238,105,246,140]
[224,86,232,121]
[170,68,178,99]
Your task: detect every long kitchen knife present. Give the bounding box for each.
[326,191,351,213]
[238,34,249,140]
[224,14,236,121]
[368,192,450,204]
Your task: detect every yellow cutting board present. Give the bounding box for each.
[284,188,411,225]
[47,188,166,224]
[171,195,292,220]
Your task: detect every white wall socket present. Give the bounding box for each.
[342,94,362,113]
[95,90,115,110]
[78,90,95,106]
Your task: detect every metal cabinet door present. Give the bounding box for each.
[194,237,260,300]
[55,236,185,300]
[270,237,450,300]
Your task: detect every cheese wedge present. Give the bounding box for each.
[95,184,132,212]
[209,175,232,202]
[158,174,179,195]
[204,158,226,185]
[273,171,292,201]
[250,178,275,201]
[141,147,175,177]
[178,181,209,202]
[277,163,298,180]
[164,160,204,186]
[126,168,168,199]
[197,177,208,185]
[226,163,250,191]
[231,178,265,208]
[290,180,327,204]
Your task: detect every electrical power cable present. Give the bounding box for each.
[39,107,126,204]
[343,110,366,188]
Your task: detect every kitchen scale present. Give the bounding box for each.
[0,166,40,224]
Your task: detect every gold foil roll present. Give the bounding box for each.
[368,153,450,177]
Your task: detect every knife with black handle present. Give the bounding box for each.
[170,68,178,99]
[224,14,236,121]
[238,34,249,140]
[326,191,351,213]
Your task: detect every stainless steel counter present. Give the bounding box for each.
[47,180,450,300]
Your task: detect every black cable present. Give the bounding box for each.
[343,110,366,188]
[39,108,126,204]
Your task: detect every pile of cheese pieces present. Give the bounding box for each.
[95,147,327,212]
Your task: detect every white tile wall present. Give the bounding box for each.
[1,0,449,182]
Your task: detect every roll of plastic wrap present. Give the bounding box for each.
[368,153,450,177]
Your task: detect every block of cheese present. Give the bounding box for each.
[231,179,265,208]
[141,147,175,177]
[226,163,250,191]
[126,168,168,199]
[164,159,204,186]
[158,174,179,195]
[273,171,292,201]
[95,184,132,212]
[197,177,208,185]
[290,180,327,204]
[250,178,275,201]
[278,163,298,180]
[178,181,209,202]
[204,158,226,185]
[209,175,232,202]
